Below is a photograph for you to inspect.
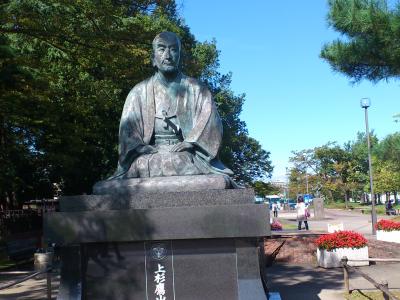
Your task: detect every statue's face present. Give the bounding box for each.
[153,34,180,74]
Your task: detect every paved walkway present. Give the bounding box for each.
[276,208,396,238]
[267,261,400,300]
[3,260,399,300]
[0,271,59,300]
[265,209,400,299]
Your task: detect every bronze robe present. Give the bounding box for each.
[111,74,232,179]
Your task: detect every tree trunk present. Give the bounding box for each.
[11,191,17,209]
[344,191,349,209]
[386,192,390,204]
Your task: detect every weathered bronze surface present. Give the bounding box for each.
[110,32,232,180]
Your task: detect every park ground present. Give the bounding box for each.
[1,208,400,299]
[265,208,400,299]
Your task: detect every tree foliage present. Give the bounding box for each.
[288,131,387,202]
[251,181,280,198]
[321,0,400,82]
[373,133,400,194]
[0,0,272,206]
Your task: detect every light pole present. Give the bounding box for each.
[360,97,377,235]
[286,167,290,199]
[305,173,309,194]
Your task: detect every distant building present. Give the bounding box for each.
[270,181,287,189]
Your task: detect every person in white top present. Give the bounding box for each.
[272,202,278,218]
[296,196,309,230]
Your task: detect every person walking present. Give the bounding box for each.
[296,196,309,230]
[272,202,278,218]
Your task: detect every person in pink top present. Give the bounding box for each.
[296,195,309,230]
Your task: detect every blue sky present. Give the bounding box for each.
[180,1,399,181]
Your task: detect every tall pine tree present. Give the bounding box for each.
[321,0,400,82]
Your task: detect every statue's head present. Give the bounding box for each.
[152,31,181,74]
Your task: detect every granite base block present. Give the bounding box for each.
[56,239,267,300]
[45,190,270,299]
[59,188,256,211]
[45,204,269,244]
[93,174,232,195]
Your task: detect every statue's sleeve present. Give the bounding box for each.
[185,84,223,160]
[115,86,146,176]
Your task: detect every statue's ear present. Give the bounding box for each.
[151,52,156,68]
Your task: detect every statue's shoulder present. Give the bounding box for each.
[182,74,209,93]
[126,77,153,98]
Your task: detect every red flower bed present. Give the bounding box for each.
[315,231,367,251]
[375,219,400,232]
[271,220,283,231]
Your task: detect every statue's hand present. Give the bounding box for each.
[170,141,193,152]
[137,145,158,154]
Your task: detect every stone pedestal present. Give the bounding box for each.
[93,174,234,194]
[313,198,325,220]
[44,189,270,299]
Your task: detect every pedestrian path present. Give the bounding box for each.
[265,226,400,300]
[0,271,59,300]
[277,208,396,238]
[266,262,400,300]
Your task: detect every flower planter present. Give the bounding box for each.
[317,246,369,268]
[376,230,400,243]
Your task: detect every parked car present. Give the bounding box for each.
[287,199,297,210]
[254,197,264,204]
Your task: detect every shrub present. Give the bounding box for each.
[315,231,367,251]
[271,220,282,231]
[375,219,400,232]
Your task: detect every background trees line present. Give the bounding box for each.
[288,131,400,204]
[0,0,273,208]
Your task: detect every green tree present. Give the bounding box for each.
[0,34,51,209]
[0,0,273,204]
[289,149,320,198]
[251,181,280,198]
[289,134,378,204]
[373,133,400,201]
[374,159,400,196]
[1,0,185,199]
[374,132,400,163]
[321,0,400,82]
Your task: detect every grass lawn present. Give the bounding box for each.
[345,290,400,299]
[324,202,359,209]
[324,202,400,216]
[0,250,15,270]
[278,219,298,230]
[0,248,31,270]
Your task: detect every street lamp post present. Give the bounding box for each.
[305,173,309,194]
[360,98,377,235]
[286,167,290,199]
